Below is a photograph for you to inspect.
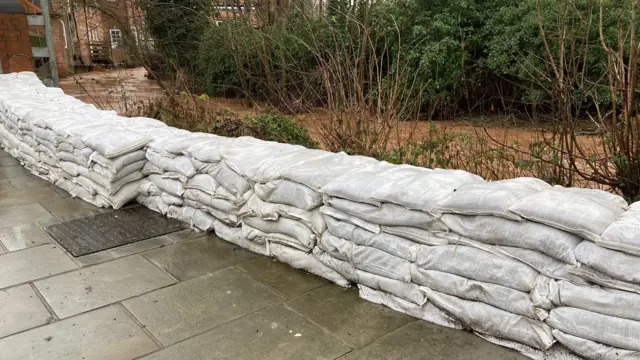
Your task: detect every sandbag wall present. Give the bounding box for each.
[0,72,173,209]
[2,73,640,360]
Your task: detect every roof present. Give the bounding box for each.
[0,0,41,14]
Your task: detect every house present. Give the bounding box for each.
[0,0,150,75]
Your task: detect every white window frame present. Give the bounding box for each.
[110,28,122,49]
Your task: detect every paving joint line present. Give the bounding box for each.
[117,302,166,350]
[281,300,355,351]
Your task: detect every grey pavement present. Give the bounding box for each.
[0,150,527,360]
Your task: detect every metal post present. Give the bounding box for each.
[39,0,60,86]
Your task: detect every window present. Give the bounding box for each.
[110,29,122,49]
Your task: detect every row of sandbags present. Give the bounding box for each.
[2,73,640,360]
[319,166,640,360]
[0,72,172,208]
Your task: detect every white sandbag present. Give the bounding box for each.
[163,133,218,156]
[138,180,162,197]
[269,243,350,287]
[320,162,419,206]
[493,246,587,285]
[185,139,228,163]
[164,205,193,224]
[56,151,84,166]
[161,171,188,183]
[208,162,252,198]
[412,268,544,320]
[191,158,214,173]
[441,214,581,265]
[192,209,216,232]
[161,193,183,206]
[319,206,380,234]
[148,174,184,197]
[213,220,269,256]
[356,270,425,305]
[142,162,163,176]
[422,287,554,350]
[575,241,640,285]
[370,167,484,211]
[240,195,326,235]
[600,202,640,256]
[221,137,304,177]
[146,150,196,178]
[81,129,151,158]
[416,245,540,292]
[319,232,412,282]
[532,280,640,322]
[90,150,146,174]
[183,189,239,214]
[326,197,447,231]
[254,180,322,210]
[381,226,449,246]
[325,216,420,261]
[183,199,239,226]
[246,148,331,182]
[73,175,99,195]
[59,161,89,177]
[433,177,550,220]
[546,307,640,351]
[184,174,219,195]
[552,329,640,360]
[106,180,143,209]
[509,186,627,242]
[243,216,316,250]
[89,170,143,195]
[92,160,145,182]
[282,152,378,191]
[568,266,640,295]
[358,285,464,330]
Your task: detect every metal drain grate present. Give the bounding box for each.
[44,206,186,257]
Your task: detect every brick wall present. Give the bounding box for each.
[0,13,33,74]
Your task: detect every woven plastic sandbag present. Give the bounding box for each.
[509,186,627,242]
[434,177,550,220]
[600,202,640,256]
[574,241,640,285]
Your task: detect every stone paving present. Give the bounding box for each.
[0,148,526,360]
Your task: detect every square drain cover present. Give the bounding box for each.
[44,206,186,257]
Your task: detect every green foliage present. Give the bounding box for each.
[247,113,318,148]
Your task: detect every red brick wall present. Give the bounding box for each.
[0,13,34,73]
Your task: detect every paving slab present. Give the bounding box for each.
[0,149,9,158]
[0,165,31,180]
[0,203,54,229]
[0,245,77,290]
[286,285,413,349]
[109,236,173,258]
[0,304,159,360]
[38,197,99,218]
[0,187,61,208]
[0,180,14,192]
[0,284,53,338]
[238,257,328,298]
[140,303,350,360]
[73,250,115,266]
[7,174,49,190]
[124,266,285,346]
[339,320,527,360]
[0,158,19,167]
[143,235,261,281]
[34,255,175,319]
[0,223,51,252]
[165,228,206,243]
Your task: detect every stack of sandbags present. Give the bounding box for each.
[508,188,640,360]
[139,131,231,232]
[0,72,164,209]
[237,148,376,286]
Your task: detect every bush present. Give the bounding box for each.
[247,113,318,148]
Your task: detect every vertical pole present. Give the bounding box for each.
[40,0,60,86]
